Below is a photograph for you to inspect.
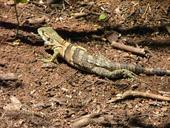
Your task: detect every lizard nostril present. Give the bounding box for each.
[47,37,50,41]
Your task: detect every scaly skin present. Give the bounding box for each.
[38,27,170,79]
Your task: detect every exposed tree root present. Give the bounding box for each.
[108,90,170,103]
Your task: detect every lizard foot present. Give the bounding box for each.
[109,69,136,79]
[121,69,136,78]
[41,57,54,63]
[41,49,59,63]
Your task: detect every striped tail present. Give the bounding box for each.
[118,63,170,76]
[142,67,170,76]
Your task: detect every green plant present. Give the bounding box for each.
[13,0,28,37]
[14,0,28,3]
[98,12,107,21]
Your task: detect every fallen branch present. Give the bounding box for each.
[127,38,170,46]
[21,16,49,25]
[107,90,170,103]
[0,73,18,81]
[72,113,102,128]
[107,34,146,56]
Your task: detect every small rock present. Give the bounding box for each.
[3,96,22,111]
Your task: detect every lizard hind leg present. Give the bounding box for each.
[91,67,136,79]
[110,69,137,79]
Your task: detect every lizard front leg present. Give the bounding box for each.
[42,48,60,63]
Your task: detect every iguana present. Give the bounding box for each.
[38,27,170,79]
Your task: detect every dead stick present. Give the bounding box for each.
[127,38,170,46]
[21,16,48,25]
[107,35,146,56]
[72,113,101,128]
[107,90,170,103]
[0,73,18,81]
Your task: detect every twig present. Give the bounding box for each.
[72,113,102,128]
[21,16,49,25]
[127,38,170,46]
[158,91,170,96]
[107,34,146,56]
[107,90,170,103]
[141,3,150,19]
[0,73,18,81]
[14,3,20,37]
[72,12,88,18]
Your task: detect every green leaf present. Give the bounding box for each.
[14,0,28,4]
[99,13,107,21]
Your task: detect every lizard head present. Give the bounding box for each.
[38,27,68,50]
[38,27,56,46]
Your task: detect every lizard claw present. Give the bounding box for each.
[121,69,137,79]
[41,57,54,63]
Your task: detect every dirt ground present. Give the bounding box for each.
[0,0,170,127]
